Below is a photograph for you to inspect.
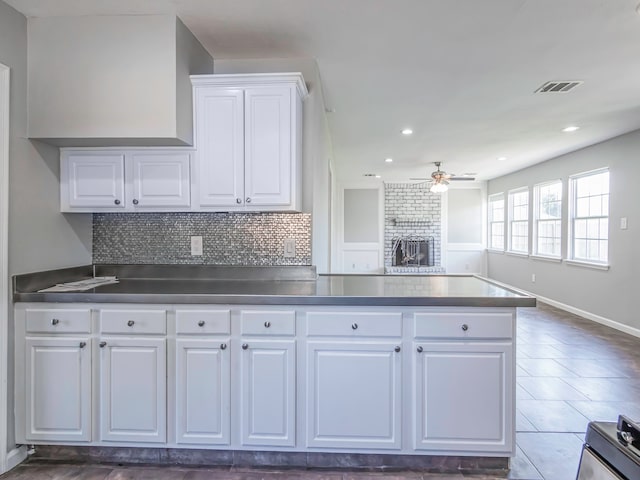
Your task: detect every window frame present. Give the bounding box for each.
[568,168,610,266]
[507,187,529,255]
[487,192,505,251]
[533,179,563,259]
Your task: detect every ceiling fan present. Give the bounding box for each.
[410,162,476,192]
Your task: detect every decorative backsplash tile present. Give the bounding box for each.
[384,183,442,270]
[93,212,311,266]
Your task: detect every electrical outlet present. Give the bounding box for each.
[284,238,296,258]
[621,217,628,230]
[191,236,203,256]
[531,273,536,283]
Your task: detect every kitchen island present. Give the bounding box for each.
[13,265,534,473]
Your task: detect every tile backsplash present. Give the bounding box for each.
[93,212,311,266]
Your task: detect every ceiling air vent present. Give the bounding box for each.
[535,81,583,93]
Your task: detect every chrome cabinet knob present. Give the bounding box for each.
[79,342,86,349]
[264,321,271,328]
[198,320,205,327]
[114,199,121,205]
[132,199,139,205]
[394,346,401,353]
[220,343,227,350]
[461,324,469,331]
[242,343,249,350]
[246,197,252,203]
[236,198,242,204]
[351,323,358,330]
[51,318,60,326]
[99,341,107,348]
[127,320,135,327]
[417,346,423,353]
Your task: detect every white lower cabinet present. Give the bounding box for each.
[240,339,296,447]
[412,311,514,453]
[306,341,402,449]
[414,342,512,452]
[25,337,91,442]
[16,303,516,457]
[99,337,166,443]
[175,338,230,445]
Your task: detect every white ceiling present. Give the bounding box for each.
[7,0,640,181]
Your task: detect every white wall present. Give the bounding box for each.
[487,129,640,334]
[28,15,213,147]
[446,185,487,274]
[175,17,215,144]
[0,0,94,452]
[344,189,379,242]
[214,58,334,272]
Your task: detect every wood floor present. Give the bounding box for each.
[3,303,639,480]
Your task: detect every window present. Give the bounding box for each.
[534,180,562,257]
[488,193,505,250]
[508,189,529,253]
[570,169,609,263]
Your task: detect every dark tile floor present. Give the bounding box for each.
[2,303,639,480]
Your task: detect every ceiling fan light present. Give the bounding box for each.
[430,182,448,193]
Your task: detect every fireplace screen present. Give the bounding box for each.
[391,235,434,267]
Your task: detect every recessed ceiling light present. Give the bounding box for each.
[562,126,580,132]
[401,128,413,135]
[375,175,381,179]
[497,156,507,161]
[385,158,393,163]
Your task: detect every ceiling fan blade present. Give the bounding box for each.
[409,177,429,181]
[449,176,476,181]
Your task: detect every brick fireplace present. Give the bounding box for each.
[384,183,445,274]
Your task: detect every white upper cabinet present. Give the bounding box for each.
[61,149,192,212]
[195,88,245,208]
[59,73,306,213]
[62,153,126,210]
[192,73,307,212]
[244,86,292,207]
[130,152,191,208]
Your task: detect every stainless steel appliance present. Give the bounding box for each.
[576,415,640,480]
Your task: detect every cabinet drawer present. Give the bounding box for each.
[240,310,295,336]
[414,312,513,339]
[176,309,230,335]
[307,312,402,337]
[25,308,91,334]
[100,309,166,334]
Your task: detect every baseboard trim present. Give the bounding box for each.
[6,445,27,472]
[481,276,640,339]
[535,294,640,339]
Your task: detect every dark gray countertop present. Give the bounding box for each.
[13,265,536,307]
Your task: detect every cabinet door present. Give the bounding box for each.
[62,152,125,210]
[244,87,292,207]
[25,337,91,442]
[306,341,402,449]
[130,152,191,208]
[414,342,513,452]
[175,338,230,445]
[99,337,166,443]
[195,88,245,208]
[240,339,295,447]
